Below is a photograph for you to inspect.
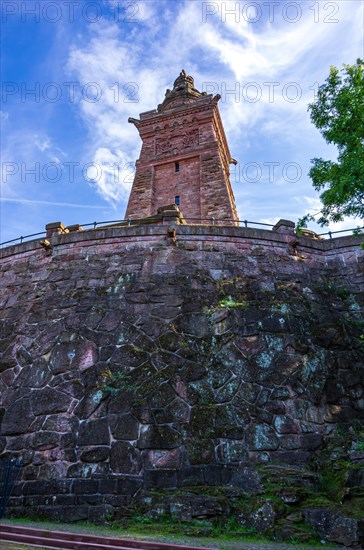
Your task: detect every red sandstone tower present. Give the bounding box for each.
[125,70,239,224]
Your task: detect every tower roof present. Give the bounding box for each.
[157,70,207,112]
[173,69,195,89]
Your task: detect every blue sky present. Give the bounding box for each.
[1,0,363,244]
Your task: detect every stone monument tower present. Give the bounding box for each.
[125,70,239,224]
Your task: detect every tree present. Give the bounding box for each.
[299,59,364,228]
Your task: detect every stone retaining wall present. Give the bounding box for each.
[0,222,363,542]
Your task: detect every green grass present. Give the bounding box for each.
[0,516,344,550]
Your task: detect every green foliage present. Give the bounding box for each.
[101,370,138,396]
[318,278,351,299]
[321,460,349,503]
[299,59,364,227]
[127,513,257,540]
[207,295,248,313]
[131,514,153,525]
[353,226,364,236]
[218,296,247,309]
[212,518,260,540]
[351,419,364,436]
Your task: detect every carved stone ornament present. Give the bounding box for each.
[156,138,172,154]
[182,130,199,148]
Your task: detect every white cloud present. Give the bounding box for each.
[260,216,280,227]
[65,17,170,205]
[34,137,51,152]
[180,0,364,138]
[91,147,134,204]
[62,0,363,228]
[1,197,107,209]
[0,130,69,201]
[34,135,67,160]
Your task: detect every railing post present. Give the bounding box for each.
[329,231,332,239]
[244,220,248,228]
[210,216,215,225]
[93,222,97,229]
[127,218,131,226]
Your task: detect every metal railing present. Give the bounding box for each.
[318,227,364,239]
[0,458,22,519]
[0,231,46,248]
[0,218,363,248]
[183,217,275,228]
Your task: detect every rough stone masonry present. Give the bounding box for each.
[0,72,363,546]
